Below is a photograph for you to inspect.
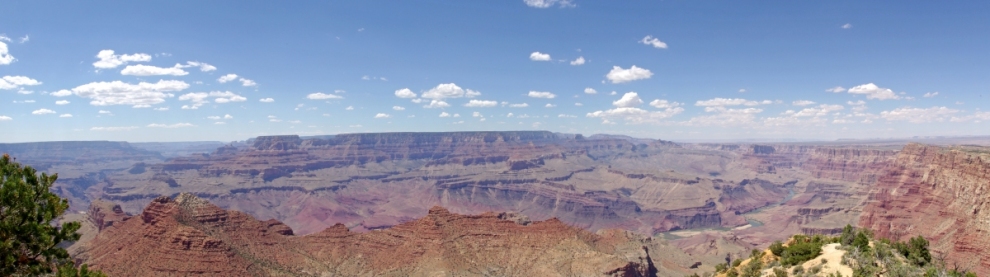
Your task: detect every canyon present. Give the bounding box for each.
[5,132,990,275]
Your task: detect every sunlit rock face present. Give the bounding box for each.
[860,143,990,276]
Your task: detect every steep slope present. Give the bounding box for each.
[859,143,990,275]
[79,193,703,276]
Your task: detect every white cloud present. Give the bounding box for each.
[683,107,762,127]
[881,106,959,123]
[0,41,15,65]
[586,106,684,124]
[558,114,577,118]
[92,50,151,69]
[606,65,653,83]
[523,0,574,8]
[395,88,417,98]
[90,126,137,131]
[11,100,34,104]
[584,88,597,94]
[51,90,72,97]
[847,83,901,100]
[545,103,556,108]
[640,35,668,49]
[178,91,246,109]
[923,92,939,98]
[31,109,55,115]
[464,99,498,107]
[528,91,556,99]
[345,106,354,110]
[147,123,195,128]
[509,103,529,108]
[182,61,217,72]
[792,100,816,106]
[374,113,391,119]
[217,74,238,83]
[120,64,189,76]
[0,116,11,121]
[826,86,847,93]
[453,113,461,117]
[224,114,233,119]
[612,92,643,108]
[950,111,990,123]
[439,112,451,118]
[738,89,747,93]
[0,76,42,90]
[575,102,583,106]
[59,114,72,118]
[424,99,450,108]
[306,92,344,100]
[649,99,682,109]
[570,56,585,65]
[207,115,221,120]
[842,23,852,29]
[55,100,70,105]
[154,107,169,111]
[465,89,481,98]
[98,110,112,114]
[392,106,405,111]
[422,83,474,99]
[259,98,275,103]
[695,98,771,107]
[472,112,483,117]
[239,78,256,87]
[529,52,551,61]
[71,80,187,107]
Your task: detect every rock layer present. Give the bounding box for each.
[859,143,990,275]
[80,193,693,276]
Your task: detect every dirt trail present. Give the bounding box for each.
[801,243,853,277]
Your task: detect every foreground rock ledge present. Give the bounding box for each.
[75,193,690,276]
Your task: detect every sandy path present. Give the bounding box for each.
[801,243,853,277]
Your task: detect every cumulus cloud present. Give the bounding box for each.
[640,35,668,49]
[523,0,574,8]
[695,98,772,107]
[606,65,652,84]
[529,52,551,61]
[612,92,643,108]
[0,116,11,121]
[584,88,597,94]
[59,114,72,118]
[570,56,585,65]
[147,123,195,128]
[239,78,256,87]
[181,61,217,72]
[826,86,847,93]
[923,92,939,98]
[465,89,481,98]
[120,64,189,76]
[51,90,72,97]
[55,100,70,105]
[392,106,405,111]
[422,83,472,99]
[792,100,816,106]
[683,107,762,127]
[179,91,246,109]
[509,103,529,108]
[0,76,42,90]
[0,41,14,65]
[439,112,451,118]
[71,80,187,108]
[92,50,151,69]
[842,23,852,29]
[98,110,112,114]
[259,98,275,103]
[649,99,681,109]
[374,113,390,119]
[881,106,959,123]
[950,111,990,123]
[424,99,450,108]
[847,83,900,100]
[31,108,55,115]
[345,106,354,110]
[528,91,556,99]
[217,74,238,83]
[306,92,344,100]
[545,103,556,108]
[395,88,417,98]
[464,100,498,107]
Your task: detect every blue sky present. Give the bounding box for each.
[1,0,989,142]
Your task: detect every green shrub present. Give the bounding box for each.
[732,258,742,267]
[769,241,785,256]
[772,267,788,277]
[780,237,824,267]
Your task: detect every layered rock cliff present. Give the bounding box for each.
[79,194,702,276]
[859,143,990,275]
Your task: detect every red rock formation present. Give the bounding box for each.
[87,199,131,231]
[802,148,896,184]
[859,143,990,275]
[81,193,677,276]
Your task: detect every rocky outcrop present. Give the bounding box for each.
[80,194,684,276]
[87,200,131,231]
[802,148,896,184]
[859,143,990,275]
